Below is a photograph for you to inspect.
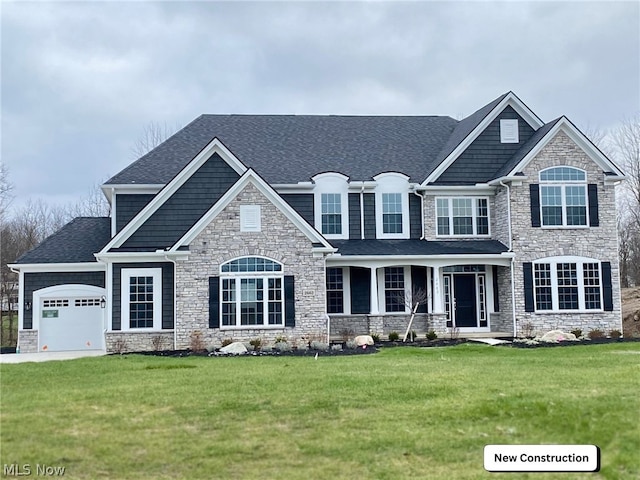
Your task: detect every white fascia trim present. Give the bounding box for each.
[422,93,544,186]
[8,262,106,273]
[347,181,377,192]
[100,138,248,253]
[506,118,626,178]
[327,252,514,267]
[273,182,315,194]
[101,184,164,203]
[95,251,190,263]
[171,169,334,251]
[488,176,528,186]
[420,185,497,196]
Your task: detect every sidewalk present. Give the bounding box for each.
[0,350,106,364]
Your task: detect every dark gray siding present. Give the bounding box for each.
[23,271,106,329]
[363,193,376,239]
[409,194,422,239]
[120,153,240,250]
[436,106,536,185]
[348,194,361,239]
[112,262,174,330]
[115,194,155,233]
[280,194,314,227]
[350,267,371,314]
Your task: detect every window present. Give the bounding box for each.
[321,193,342,235]
[326,267,344,314]
[382,193,403,234]
[121,268,162,330]
[384,267,405,313]
[533,259,602,311]
[539,167,587,227]
[220,257,284,328]
[313,172,349,239]
[500,119,519,143]
[436,198,490,236]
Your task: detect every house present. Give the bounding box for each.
[9,92,625,353]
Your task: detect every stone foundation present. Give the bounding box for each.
[330,314,445,339]
[17,330,38,353]
[105,331,174,353]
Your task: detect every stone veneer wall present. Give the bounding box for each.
[491,265,514,334]
[510,131,622,336]
[17,330,38,353]
[105,332,174,353]
[175,183,327,349]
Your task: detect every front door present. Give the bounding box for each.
[453,274,477,328]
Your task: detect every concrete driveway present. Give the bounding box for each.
[0,350,106,364]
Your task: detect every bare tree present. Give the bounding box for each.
[390,288,429,342]
[130,121,179,159]
[0,162,13,222]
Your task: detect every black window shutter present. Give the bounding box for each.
[411,266,428,313]
[492,265,500,312]
[530,184,541,227]
[588,184,599,227]
[523,263,535,312]
[602,262,613,311]
[209,276,220,328]
[284,276,295,327]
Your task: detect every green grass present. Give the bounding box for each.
[1,344,639,479]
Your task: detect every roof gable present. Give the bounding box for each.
[499,117,625,179]
[422,92,544,185]
[171,169,333,251]
[101,138,247,252]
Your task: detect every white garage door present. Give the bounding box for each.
[36,286,105,352]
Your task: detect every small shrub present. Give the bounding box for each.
[409,331,418,342]
[340,328,355,341]
[370,333,380,343]
[274,335,288,344]
[310,340,329,351]
[189,331,206,352]
[345,340,357,350]
[151,335,165,352]
[221,338,233,347]
[331,344,343,352]
[249,338,263,351]
[448,327,460,340]
[426,330,438,341]
[520,321,535,338]
[274,341,292,353]
[609,329,622,339]
[588,329,605,340]
[388,331,400,341]
[570,329,583,339]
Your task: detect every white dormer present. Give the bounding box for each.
[313,172,349,240]
[374,172,410,239]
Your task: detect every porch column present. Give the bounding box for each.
[370,267,379,315]
[432,266,444,313]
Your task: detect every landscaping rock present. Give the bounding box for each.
[355,335,374,346]
[540,330,577,342]
[219,342,248,354]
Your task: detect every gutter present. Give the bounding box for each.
[360,182,365,239]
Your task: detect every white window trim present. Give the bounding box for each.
[326,267,351,315]
[219,257,285,329]
[539,167,589,229]
[120,268,162,332]
[533,256,603,313]
[435,197,491,238]
[374,173,410,239]
[313,173,349,240]
[379,266,411,314]
[240,205,261,232]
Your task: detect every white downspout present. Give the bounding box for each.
[413,188,426,240]
[500,180,517,337]
[360,182,365,239]
[164,254,178,350]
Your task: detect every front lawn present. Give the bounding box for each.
[1,344,639,479]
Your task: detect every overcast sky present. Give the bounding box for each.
[2,1,639,214]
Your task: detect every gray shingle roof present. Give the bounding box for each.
[15,217,111,264]
[331,239,509,256]
[107,115,461,185]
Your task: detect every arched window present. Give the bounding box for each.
[539,167,587,227]
[219,257,284,327]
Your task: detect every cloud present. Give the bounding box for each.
[1,1,638,212]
